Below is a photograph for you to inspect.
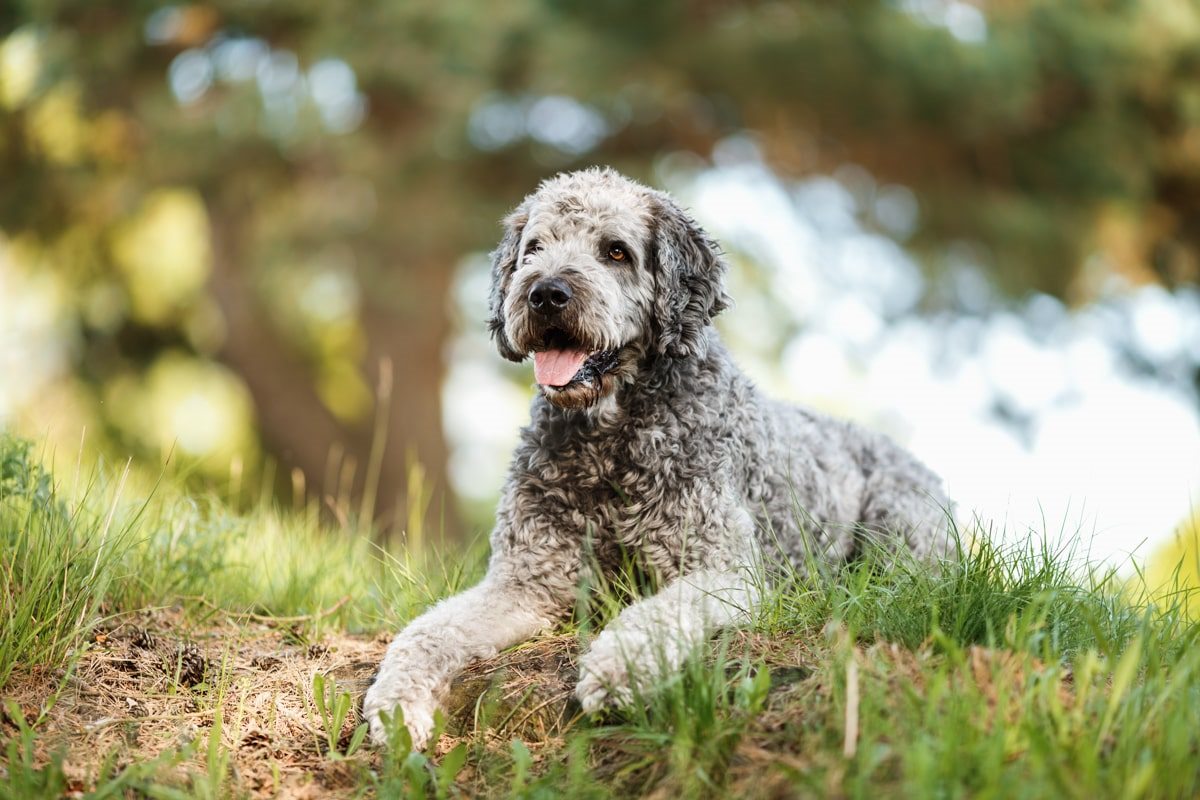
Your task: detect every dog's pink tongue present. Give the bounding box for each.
[534,349,590,387]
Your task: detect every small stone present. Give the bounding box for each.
[125,697,147,717]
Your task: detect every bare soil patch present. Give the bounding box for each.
[4,616,1073,798]
[3,609,581,797]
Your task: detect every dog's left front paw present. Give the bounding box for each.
[575,665,633,714]
[575,629,657,713]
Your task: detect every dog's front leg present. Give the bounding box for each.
[364,563,569,749]
[575,565,759,712]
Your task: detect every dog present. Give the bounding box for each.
[363,167,953,748]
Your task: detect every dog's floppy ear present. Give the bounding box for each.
[651,195,731,359]
[487,203,529,362]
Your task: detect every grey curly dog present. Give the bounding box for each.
[364,167,954,749]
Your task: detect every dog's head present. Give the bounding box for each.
[487,167,730,411]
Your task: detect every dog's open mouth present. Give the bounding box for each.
[531,328,619,389]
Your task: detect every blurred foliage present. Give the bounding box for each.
[1142,513,1200,618]
[2,0,1199,540]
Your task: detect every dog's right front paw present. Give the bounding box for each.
[362,679,437,751]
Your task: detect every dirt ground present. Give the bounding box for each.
[4,608,582,798]
[3,609,1068,798]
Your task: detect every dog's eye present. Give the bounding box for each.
[517,239,541,271]
[607,244,628,262]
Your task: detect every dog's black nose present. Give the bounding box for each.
[528,278,572,315]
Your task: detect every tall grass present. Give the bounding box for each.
[774,528,1150,659]
[0,433,486,689]
[0,436,136,689]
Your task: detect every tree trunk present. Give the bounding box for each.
[206,207,461,547]
[361,288,461,549]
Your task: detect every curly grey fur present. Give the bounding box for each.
[364,167,954,749]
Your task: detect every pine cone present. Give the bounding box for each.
[241,729,272,751]
[166,643,209,687]
[250,655,282,671]
[128,627,156,650]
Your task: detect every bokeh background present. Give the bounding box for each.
[2,1,1199,571]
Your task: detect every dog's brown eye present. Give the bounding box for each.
[608,244,627,262]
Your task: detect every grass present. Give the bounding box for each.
[0,438,136,690]
[1,432,1199,798]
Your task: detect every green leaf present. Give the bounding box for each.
[436,741,468,795]
[346,723,368,757]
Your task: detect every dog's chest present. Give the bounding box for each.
[528,419,730,568]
